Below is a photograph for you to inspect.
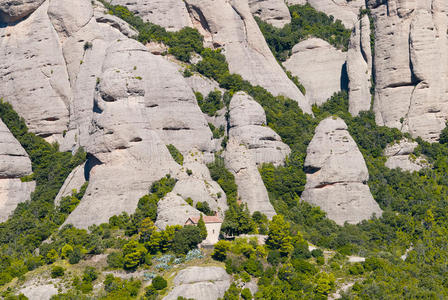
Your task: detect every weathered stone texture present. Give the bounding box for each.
[302,117,382,225]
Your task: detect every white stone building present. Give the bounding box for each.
[185,215,222,245]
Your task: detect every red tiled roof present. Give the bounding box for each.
[186,215,222,224]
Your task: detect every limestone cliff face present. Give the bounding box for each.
[369,0,448,141]
[302,117,382,225]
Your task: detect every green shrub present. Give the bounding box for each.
[166,144,184,165]
[50,266,65,278]
[107,252,124,269]
[197,90,224,116]
[241,288,252,300]
[152,275,167,290]
[173,226,203,254]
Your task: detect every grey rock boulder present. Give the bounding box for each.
[54,163,86,206]
[384,139,428,172]
[283,38,346,105]
[164,266,232,300]
[110,0,192,31]
[306,0,365,29]
[172,151,228,218]
[0,179,36,222]
[302,117,382,225]
[0,0,44,23]
[229,92,290,166]
[224,139,276,219]
[0,119,32,178]
[155,192,201,230]
[0,119,35,222]
[248,0,291,28]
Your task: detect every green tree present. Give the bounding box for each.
[212,240,231,261]
[198,214,208,240]
[172,226,203,254]
[266,215,293,255]
[152,275,167,290]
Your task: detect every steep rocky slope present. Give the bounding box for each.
[369,0,448,141]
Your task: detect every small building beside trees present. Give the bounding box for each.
[185,215,222,245]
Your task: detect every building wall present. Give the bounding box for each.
[204,222,221,245]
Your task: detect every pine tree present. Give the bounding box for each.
[198,214,208,240]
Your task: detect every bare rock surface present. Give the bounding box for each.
[172,151,228,218]
[19,283,58,300]
[302,117,382,225]
[229,92,290,166]
[0,120,32,178]
[110,0,192,31]
[283,38,346,105]
[0,0,45,23]
[384,139,428,172]
[348,15,372,115]
[155,192,201,230]
[55,163,86,206]
[306,0,365,29]
[248,0,291,28]
[0,179,35,222]
[0,1,71,139]
[370,0,448,141]
[164,266,231,300]
[0,119,35,222]
[224,139,276,219]
[185,0,311,114]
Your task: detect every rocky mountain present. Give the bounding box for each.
[1,0,448,299]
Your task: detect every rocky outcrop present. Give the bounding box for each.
[306,0,365,29]
[302,117,382,225]
[224,92,290,218]
[172,151,228,218]
[164,266,231,300]
[155,192,201,230]
[248,0,291,28]
[229,92,290,165]
[283,38,347,105]
[185,0,312,114]
[370,1,448,141]
[224,140,276,219]
[54,163,86,206]
[348,15,373,116]
[384,139,428,172]
[0,119,35,222]
[110,0,192,31]
[0,0,45,23]
[0,1,71,141]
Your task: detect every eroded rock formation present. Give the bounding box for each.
[0,120,35,222]
[164,266,232,300]
[347,15,373,116]
[384,139,428,172]
[185,0,311,114]
[302,117,382,225]
[248,0,291,28]
[370,0,448,141]
[110,0,192,31]
[284,38,347,105]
